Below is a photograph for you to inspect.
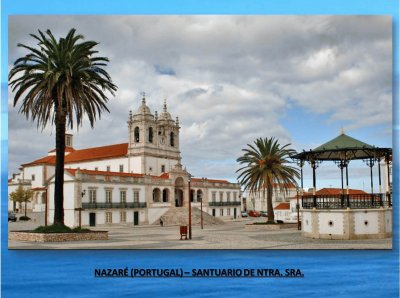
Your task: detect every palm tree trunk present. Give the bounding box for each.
[53,106,66,225]
[266,184,274,223]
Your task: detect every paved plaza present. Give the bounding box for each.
[7,212,391,249]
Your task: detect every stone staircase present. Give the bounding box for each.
[155,207,225,226]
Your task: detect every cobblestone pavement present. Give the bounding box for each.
[8,212,392,249]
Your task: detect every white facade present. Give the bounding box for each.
[9,96,241,227]
[246,184,297,211]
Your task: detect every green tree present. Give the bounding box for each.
[9,185,33,217]
[9,29,117,226]
[236,137,300,223]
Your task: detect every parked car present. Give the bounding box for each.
[241,211,248,217]
[248,210,261,217]
[8,212,17,222]
[260,211,268,217]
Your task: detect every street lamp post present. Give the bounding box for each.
[296,188,301,231]
[188,175,192,239]
[200,192,203,229]
[77,189,86,228]
[44,187,48,226]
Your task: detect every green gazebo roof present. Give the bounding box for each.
[292,133,392,161]
[314,133,375,151]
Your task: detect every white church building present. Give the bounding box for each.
[8,96,242,227]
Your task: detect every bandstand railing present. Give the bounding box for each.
[301,193,391,209]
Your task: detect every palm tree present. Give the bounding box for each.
[9,29,117,226]
[236,137,300,223]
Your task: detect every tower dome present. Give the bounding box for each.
[159,99,172,121]
[135,94,153,116]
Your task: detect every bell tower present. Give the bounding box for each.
[128,95,181,175]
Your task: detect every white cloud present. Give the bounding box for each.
[7,15,392,188]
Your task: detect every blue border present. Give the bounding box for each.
[1,1,399,297]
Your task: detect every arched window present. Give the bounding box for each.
[170,132,175,147]
[149,127,153,143]
[134,127,140,142]
[197,190,203,202]
[162,189,169,202]
[153,188,161,203]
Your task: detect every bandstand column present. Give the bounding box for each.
[378,159,382,193]
[296,159,304,230]
[310,159,319,208]
[386,154,391,192]
[368,158,374,194]
[345,163,349,195]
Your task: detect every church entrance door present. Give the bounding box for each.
[174,177,185,207]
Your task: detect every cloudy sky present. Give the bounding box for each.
[8,15,392,191]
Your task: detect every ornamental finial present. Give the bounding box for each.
[141,92,146,104]
[163,98,167,112]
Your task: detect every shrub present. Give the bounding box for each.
[72,227,91,233]
[34,224,91,233]
[19,216,31,221]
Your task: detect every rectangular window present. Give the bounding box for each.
[227,208,231,216]
[227,192,231,202]
[233,192,237,201]
[161,165,165,173]
[66,135,72,147]
[106,212,112,223]
[120,211,126,223]
[105,190,112,203]
[120,190,127,203]
[31,174,35,181]
[119,164,124,172]
[219,192,223,202]
[106,166,111,172]
[220,209,224,216]
[133,191,139,203]
[89,189,96,203]
[94,167,98,171]
[212,192,216,202]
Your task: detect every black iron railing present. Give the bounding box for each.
[208,201,241,207]
[301,193,391,209]
[82,202,147,209]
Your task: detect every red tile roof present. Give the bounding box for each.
[65,143,128,163]
[192,178,230,184]
[23,143,128,166]
[316,188,367,195]
[275,203,290,210]
[22,155,56,166]
[48,147,75,153]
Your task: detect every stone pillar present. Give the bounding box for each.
[311,209,319,238]
[378,208,386,238]
[343,208,354,240]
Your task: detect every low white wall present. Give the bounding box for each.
[301,208,392,240]
[302,211,313,234]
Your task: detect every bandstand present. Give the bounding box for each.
[292,132,392,240]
